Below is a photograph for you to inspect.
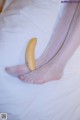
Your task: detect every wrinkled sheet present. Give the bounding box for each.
[0,1,80,120]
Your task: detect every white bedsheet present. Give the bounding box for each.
[0,0,65,76]
[0,1,80,120]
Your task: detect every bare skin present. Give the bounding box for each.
[5,3,78,77]
[18,4,80,84]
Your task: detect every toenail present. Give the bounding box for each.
[19,75,25,80]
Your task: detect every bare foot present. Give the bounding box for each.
[19,59,64,84]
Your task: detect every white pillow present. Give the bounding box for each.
[0,0,65,76]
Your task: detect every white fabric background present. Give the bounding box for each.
[0,1,80,120]
[0,0,65,76]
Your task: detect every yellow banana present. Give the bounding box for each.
[0,0,6,13]
[25,38,37,71]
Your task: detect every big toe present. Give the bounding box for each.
[5,67,17,76]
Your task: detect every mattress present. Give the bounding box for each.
[0,1,80,120]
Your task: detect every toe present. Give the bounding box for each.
[5,67,14,75]
[19,75,25,80]
[5,65,30,76]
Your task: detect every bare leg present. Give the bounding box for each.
[19,3,80,84]
[5,3,78,76]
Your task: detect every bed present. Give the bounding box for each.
[0,0,80,120]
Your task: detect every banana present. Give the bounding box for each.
[0,0,6,13]
[25,38,37,71]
